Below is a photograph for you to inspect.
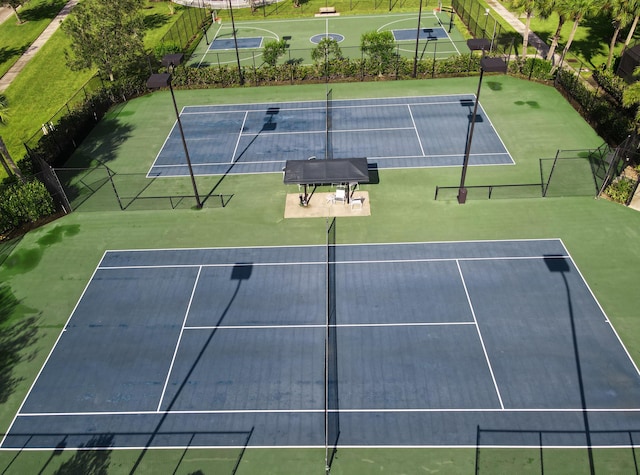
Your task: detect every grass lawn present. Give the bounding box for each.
[0,0,68,78]
[1,77,640,474]
[501,0,640,69]
[0,1,193,181]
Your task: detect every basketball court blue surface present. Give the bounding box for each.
[392,27,448,40]
[147,95,513,177]
[209,37,264,50]
[4,239,639,451]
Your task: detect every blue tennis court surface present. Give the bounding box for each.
[209,37,263,50]
[4,239,640,451]
[393,27,448,40]
[147,95,513,177]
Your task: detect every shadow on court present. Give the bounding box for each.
[128,263,255,475]
[201,109,279,206]
[0,284,40,405]
[474,255,636,475]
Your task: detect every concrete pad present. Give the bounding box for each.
[284,192,370,219]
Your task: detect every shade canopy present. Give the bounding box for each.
[283,158,370,185]
[480,56,507,73]
[467,39,491,51]
[162,53,184,68]
[146,73,172,90]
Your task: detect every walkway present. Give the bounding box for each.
[484,0,550,59]
[0,0,79,93]
[0,6,13,24]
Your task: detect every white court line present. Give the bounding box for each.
[181,99,473,116]
[150,157,287,168]
[407,104,426,156]
[0,251,111,449]
[231,111,248,163]
[197,21,225,68]
[146,119,179,179]
[156,266,202,412]
[184,322,475,331]
[456,259,505,410]
[182,94,475,113]
[97,255,569,271]
[558,238,640,379]
[97,255,564,270]
[99,261,325,270]
[17,406,640,418]
[149,152,511,173]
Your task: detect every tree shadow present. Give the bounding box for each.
[0,284,41,405]
[568,15,613,68]
[20,0,68,23]
[143,13,170,32]
[64,116,134,168]
[52,434,114,474]
[0,45,28,65]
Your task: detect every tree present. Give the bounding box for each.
[544,0,569,61]
[511,0,541,59]
[2,0,27,24]
[262,40,287,67]
[62,0,146,81]
[311,37,343,78]
[0,95,24,182]
[623,66,640,129]
[311,37,343,64]
[623,0,640,51]
[361,31,396,76]
[558,0,598,67]
[608,0,640,67]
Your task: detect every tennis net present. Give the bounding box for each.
[325,217,339,473]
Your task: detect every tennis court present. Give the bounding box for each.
[4,238,640,451]
[148,94,512,177]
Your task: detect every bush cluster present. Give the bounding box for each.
[0,179,56,235]
[605,177,635,204]
[592,67,626,104]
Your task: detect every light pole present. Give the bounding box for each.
[147,54,202,209]
[228,0,244,85]
[458,40,506,204]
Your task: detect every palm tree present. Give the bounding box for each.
[607,0,639,69]
[511,0,538,59]
[621,0,640,53]
[558,0,599,68]
[0,95,25,182]
[545,0,569,62]
[623,66,640,129]
[2,0,26,24]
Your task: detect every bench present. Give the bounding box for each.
[315,6,340,16]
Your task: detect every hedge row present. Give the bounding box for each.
[557,69,633,145]
[0,179,55,236]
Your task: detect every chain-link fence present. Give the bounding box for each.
[434,149,608,202]
[53,165,231,212]
[159,0,212,52]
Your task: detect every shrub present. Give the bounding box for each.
[0,179,55,234]
[593,67,626,104]
[262,40,287,67]
[605,177,635,204]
